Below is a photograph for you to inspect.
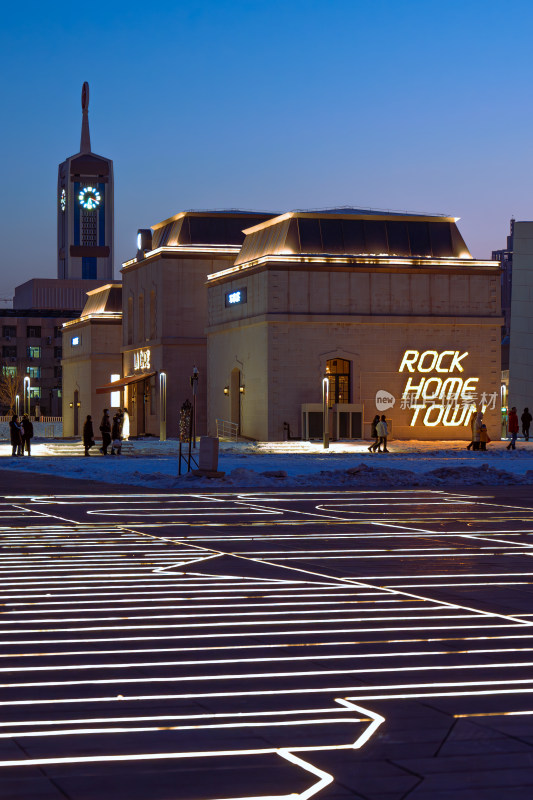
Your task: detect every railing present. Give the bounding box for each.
[0,416,62,423]
[216,418,239,441]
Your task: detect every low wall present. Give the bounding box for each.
[0,422,63,440]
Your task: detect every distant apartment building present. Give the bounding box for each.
[0,279,107,417]
[0,309,77,416]
[492,218,514,370]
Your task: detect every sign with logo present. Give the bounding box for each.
[225,287,247,307]
[375,391,395,412]
[398,349,482,426]
[133,348,151,372]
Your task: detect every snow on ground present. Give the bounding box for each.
[0,437,532,489]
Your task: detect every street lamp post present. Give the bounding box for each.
[15,394,19,416]
[322,375,329,449]
[159,372,167,442]
[23,377,30,417]
[190,366,199,449]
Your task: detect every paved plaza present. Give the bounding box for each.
[1,486,533,799]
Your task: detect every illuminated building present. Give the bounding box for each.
[62,284,123,436]
[104,211,275,437]
[57,82,114,281]
[492,218,514,371]
[206,209,502,441]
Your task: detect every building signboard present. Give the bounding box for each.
[133,348,151,372]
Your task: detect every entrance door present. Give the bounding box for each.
[230,368,240,432]
[139,381,146,435]
[73,390,79,436]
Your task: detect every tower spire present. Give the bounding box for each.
[80,81,91,153]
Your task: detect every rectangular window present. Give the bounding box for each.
[2,326,16,338]
[71,335,81,346]
[150,290,156,339]
[54,326,62,338]
[139,294,145,341]
[110,373,120,408]
[225,287,247,307]
[127,297,133,345]
[26,326,41,338]
[2,345,16,358]
[27,366,41,378]
[2,366,16,377]
[27,346,41,358]
[54,346,62,359]
[82,257,97,279]
[29,387,41,399]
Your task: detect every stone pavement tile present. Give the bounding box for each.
[396,750,533,775]
[0,776,67,800]
[408,788,533,800]
[48,753,310,800]
[439,736,532,756]
[306,751,419,797]
[409,766,533,792]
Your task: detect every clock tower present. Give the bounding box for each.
[57,83,114,280]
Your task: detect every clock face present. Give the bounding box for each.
[60,188,66,211]
[78,186,101,210]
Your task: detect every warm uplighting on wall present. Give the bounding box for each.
[223,386,229,395]
[239,385,245,394]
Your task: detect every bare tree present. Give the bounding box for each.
[0,363,23,415]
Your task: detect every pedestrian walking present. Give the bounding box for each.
[83,415,95,457]
[368,414,380,453]
[376,415,389,453]
[507,406,519,450]
[479,423,491,451]
[21,414,33,456]
[522,407,532,441]
[99,409,111,455]
[472,410,483,451]
[111,414,122,455]
[9,414,22,457]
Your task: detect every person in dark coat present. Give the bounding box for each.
[99,409,111,455]
[9,414,22,457]
[368,415,381,453]
[83,415,95,457]
[110,414,122,456]
[522,408,532,441]
[21,414,33,456]
[507,407,519,450]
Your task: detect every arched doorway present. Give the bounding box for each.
[230,368,240,432]
[325,358,351,407]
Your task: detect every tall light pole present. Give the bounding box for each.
[190,366,199,449]
[23,377,30,417]
[159,372,167,442]
[322,375,329,449]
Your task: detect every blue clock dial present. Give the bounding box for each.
[78,186,101,210]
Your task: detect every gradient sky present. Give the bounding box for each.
[0,0,531,300]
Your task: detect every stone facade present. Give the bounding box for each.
[207,211,502,441]
[62,285,122,437]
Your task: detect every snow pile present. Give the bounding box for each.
[0,438,532,489]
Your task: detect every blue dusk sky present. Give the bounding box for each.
[0,0,531,299]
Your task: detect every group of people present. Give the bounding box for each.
[83,409,124,456]
[466,410,491,451]
[466,406,532,451]
[368,414,389,453]
[8,414,34,457]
